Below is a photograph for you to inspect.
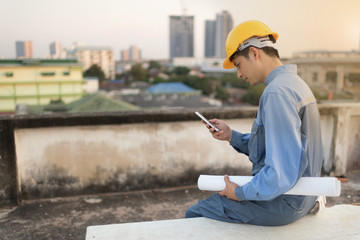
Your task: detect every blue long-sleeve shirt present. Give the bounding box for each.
[231,64,324,201]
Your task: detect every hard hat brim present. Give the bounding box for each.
[223,57,235,69]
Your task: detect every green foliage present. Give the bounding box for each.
[171,76,215,96]
[84,64,106,81]
[173,66,190,75]
[130,63,148,81]
[152,77,168,84]
[148,60,162,70]
[242,83,265,105]
[215,85,229,101]
[220,72,250,89]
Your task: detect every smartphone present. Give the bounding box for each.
[195,112,219,132]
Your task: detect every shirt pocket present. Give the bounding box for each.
[248,122,265,163]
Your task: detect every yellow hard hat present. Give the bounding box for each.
[223,20,279,69]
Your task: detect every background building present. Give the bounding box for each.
[169,15,194,59]
[204,20,216,57]
[204,11,233,58]
[15,41,33,59]
[290,50,360,96]
[49,41,67,59]
[67,45,115,79]
[0,59,84,113]
[129,45,141,61]
[121,45,141,62]
[121,49,130,61]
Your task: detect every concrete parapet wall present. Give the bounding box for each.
[0,104,359,205]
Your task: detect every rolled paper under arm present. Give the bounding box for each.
[197,175,341,197]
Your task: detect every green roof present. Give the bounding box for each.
[67,93,140,113]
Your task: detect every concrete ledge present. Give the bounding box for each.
[86,204,360,240]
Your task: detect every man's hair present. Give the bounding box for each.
[229,35,280,62]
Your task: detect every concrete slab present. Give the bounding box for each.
[86,204,360,240]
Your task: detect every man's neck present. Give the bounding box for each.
[261,57,283,82]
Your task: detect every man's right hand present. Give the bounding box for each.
[203,118,232,143]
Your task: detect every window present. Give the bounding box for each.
[41,72,55,76]
[63,72,70,76]
[5,72,13,77]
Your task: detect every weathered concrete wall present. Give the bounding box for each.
[1,104,360,204]
[322,103,360,176]
[14,120,253,199]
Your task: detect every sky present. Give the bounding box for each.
[1,0,360,60]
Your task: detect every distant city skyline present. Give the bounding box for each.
[1,0,360,60]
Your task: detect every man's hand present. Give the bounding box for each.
[202,119,232,142]
[218,175,241,201]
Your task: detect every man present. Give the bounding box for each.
[186,20,324,226]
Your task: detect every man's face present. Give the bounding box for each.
[232,51,262,86]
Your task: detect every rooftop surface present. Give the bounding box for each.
[1,170,359,240]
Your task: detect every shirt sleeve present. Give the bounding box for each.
[235,92,302,201]
[230,130,251,156]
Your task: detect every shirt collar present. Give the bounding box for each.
[264,64,297,86]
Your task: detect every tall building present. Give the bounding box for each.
[215,11,233,58]
[121,45,141,62]
[169,15,194,59]
[67,45,115,79]
[204,11,233,58]
[204,20,216,57]
[15,41,33,59]
[121,49,130,61]
[49,41,67,59]
[129,45,141,61]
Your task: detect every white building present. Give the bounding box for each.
[68,44,115,79]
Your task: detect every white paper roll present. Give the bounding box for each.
[198,175,341,197]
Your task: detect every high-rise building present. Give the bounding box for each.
[129,45,141,61]
[169,15,194,59]
[215,11,233,58]
[204,11,233,58]
[121,45,142,62]
[15,41,33,59]
[49,41,67,59]
[121,49,130,61]
[67,44,115,79]
[204,20,216,57]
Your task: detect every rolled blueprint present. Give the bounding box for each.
[198,175,341,196]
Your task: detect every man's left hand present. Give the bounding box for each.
[218,175,241,201]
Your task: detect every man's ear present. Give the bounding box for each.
[249,47,260,60]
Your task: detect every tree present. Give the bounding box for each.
[215,85,230,101]
[148,60,161,70]
[242,83,265,105]
[174,66,190,75]
[130,63,148,81]
[84,64,106,81]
